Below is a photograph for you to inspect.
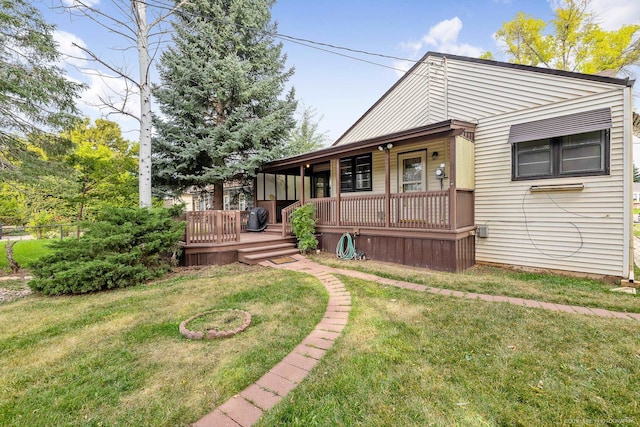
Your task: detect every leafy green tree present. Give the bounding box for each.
[152,0,297,208]
[284,104,328,156]
[634,163,640,183]
[0,0,83,174]
[492,0,640,74]
[62,119,138,221]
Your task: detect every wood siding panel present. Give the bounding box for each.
[474,90,626,277]
[455,136,475,190]
[318,231,475,272]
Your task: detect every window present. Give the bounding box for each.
[340,154,372,192]
[399,151,426,192]
[513,130,609,180]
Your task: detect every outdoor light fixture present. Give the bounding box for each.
[386,143,393,150]
[378,143,394,151]
[432,151,439,159]
[377,145,384,151]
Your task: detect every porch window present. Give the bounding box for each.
[513,130,609,180]
[340,154,372,192]
[399,151,426,192]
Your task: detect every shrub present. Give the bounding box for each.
[290,203,318,253]
[29,206,185,295]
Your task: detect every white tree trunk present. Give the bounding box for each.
[135,0,152,208]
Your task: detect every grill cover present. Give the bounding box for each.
[246,207,268,232]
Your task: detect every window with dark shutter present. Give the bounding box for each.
[510,109,611,180]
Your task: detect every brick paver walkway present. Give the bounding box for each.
[193,257,352,427]
[194,254,639,426]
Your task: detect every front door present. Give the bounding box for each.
[312,172,330,198]
[399,151,426,192]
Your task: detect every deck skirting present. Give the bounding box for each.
[317,229,475,272]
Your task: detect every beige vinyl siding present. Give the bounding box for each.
[338,60,448,145]
[330,138,449,196]
[445,60,614,122]
[474,89,626,277]
[337,56,622,146]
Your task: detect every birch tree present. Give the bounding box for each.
[58,0,187,208]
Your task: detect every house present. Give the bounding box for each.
[253,52,636,279]
[166,182,253,212]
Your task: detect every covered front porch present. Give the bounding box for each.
[257,120,478,272]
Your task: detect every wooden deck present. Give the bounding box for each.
[182,225,298,266]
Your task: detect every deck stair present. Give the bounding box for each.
[264,223,283,235]
[237,241,299,264]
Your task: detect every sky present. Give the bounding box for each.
[39,0,640,158]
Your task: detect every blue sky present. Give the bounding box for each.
[40,0,640,150]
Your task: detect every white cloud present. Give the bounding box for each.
[395,17,484,75]
[588,0,640,30]
[61,0,101,7]
[81,70,140,121]
[53,30,89,68]
[547,0,640,30]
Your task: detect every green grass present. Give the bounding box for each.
[0,240,52,271]
[309,254,640,313]
[260,275,640,426]
[0,264,327,426]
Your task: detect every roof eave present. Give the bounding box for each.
[262,119,476,172]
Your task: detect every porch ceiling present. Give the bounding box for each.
[261,119,476,172]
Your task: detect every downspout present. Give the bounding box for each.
[443,57,448,119]
[623,85,634,282]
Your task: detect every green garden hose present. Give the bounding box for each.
[336,233,356,260]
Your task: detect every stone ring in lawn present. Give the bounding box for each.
[179,309,252,340]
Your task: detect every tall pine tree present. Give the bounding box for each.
[152,0,296,208]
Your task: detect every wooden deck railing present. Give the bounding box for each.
[284,190,458,234]
[185,210,242,244]
[391,191,450,229]
[280,189,474,236]
[281,201,301,237]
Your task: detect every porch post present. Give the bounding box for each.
[335,159,341,227]
[300,165,306,205]
[449,134,457,230]
[385,148,391,228]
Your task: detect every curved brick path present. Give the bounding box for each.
[194,255,639,426]
[194,257,352,427]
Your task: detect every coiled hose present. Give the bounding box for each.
[336,233,356,260]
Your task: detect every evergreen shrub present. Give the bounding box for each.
[29,206,185,295]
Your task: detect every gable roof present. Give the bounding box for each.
[333,51,634,147]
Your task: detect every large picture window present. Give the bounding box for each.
[513,130,609,180]
[340,154,372,192]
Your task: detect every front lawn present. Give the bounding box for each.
[0,239,52,271]
[0,265,327,426]
[2,259,639,425]
[260,275,640,426]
